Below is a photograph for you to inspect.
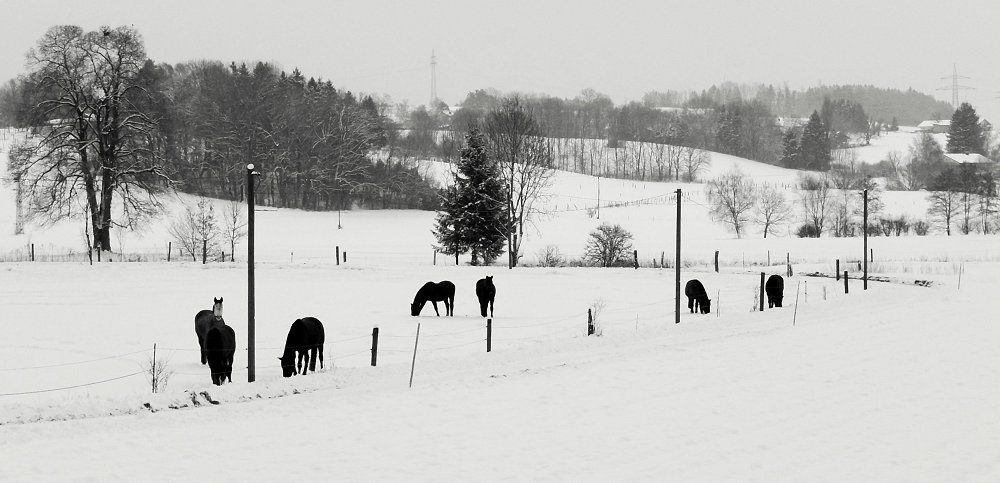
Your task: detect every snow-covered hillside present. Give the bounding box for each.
[2,128,999,481]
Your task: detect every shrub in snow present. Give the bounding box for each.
[537,245,565,267]
[583,223,634,267]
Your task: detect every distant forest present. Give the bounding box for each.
[0,25,960,216]
[641,82,955,126]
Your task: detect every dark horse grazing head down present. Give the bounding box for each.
[279,317,325,377]
[684,279,711,314]
[206,324,236,385]
[411,281,455,316]
[476,276,495,318]
[765,275,785,308]
[194,297,225,365]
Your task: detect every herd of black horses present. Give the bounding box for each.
[193,276,498,385]
[193,274,784,385]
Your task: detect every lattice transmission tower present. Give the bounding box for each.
[938,64,973,108]
[430,50,438,107]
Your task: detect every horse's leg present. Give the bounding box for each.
[198,335,207,365]
[309,347,317,372]
[445,297,452,316]
[431,300,440,316]
[318,344,324,369]
[479,297,486,317]
[489,298,494,318]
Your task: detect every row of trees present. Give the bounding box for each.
[4,25,441,252]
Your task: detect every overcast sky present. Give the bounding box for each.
[2,0,998,122]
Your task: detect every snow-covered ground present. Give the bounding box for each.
[1,128,999,481]
[834,126,948,165]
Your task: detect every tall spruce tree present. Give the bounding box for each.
[946,102,984,154]
[779,129,800,168]
[433,128,508,266]
[799,111,831,171]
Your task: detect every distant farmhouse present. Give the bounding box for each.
[917,119,951,133]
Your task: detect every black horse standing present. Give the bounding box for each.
[476,276,495,318]
[765,275,785,308]
[279,317,325,377]
[684,279,712,314]
[194,297,225,365]
[410,281,455,316]
[206,324,236,385]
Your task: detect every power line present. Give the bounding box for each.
[0,371,144,397]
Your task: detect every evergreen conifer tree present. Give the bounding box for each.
[946,102,984,154]
[433,128,508,265]
[779,129,800,168]
[799,111,831,171]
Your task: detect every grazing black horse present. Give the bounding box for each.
[194,297,225,365]
[410,281,455,316]
[765,275,785,308]
[684,279,711,314]
[279,317,325,377]
[476,276,495,318]
[206,324,236,385]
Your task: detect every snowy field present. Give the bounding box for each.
[2,127,1000,481]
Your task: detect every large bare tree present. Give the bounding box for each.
[11,25,168,251]
[483,97,554,268]
[705,170,757,238]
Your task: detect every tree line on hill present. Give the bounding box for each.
[0,25,439,250]
[3,25,992,252]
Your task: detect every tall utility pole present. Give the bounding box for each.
[675,189,681,324]
[246,164,260,382]
[430,50,438,107]
[863,189,868,291]
[938,64,973,108]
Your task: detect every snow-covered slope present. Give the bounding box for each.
[2,128,999,480]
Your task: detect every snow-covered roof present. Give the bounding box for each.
[944,153,993,164]
[917,120,950,131]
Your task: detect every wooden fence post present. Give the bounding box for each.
[633,250,638,269]
[836,259,840,280]
[371,327,379,367]
[30,243,34,262]
[759,272,765,311]
[587,308,594,336]
[202,239,207,264]
[343,251,347,263]
[786,252,792,277]
[433,249,437,266]
[487,319,492,352]
[714,250,719,272]
[336,246,340,266]
[844,271,849,294]
[167,242,171,262]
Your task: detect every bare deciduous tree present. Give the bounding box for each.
[222,199,247,261]
[755,184,792,238]
[705,170,757,238]
[680,147,710,182]
[483,97,554,268]
[798,173,833,236]
[168,198,220,261]
[13,25,169,252]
